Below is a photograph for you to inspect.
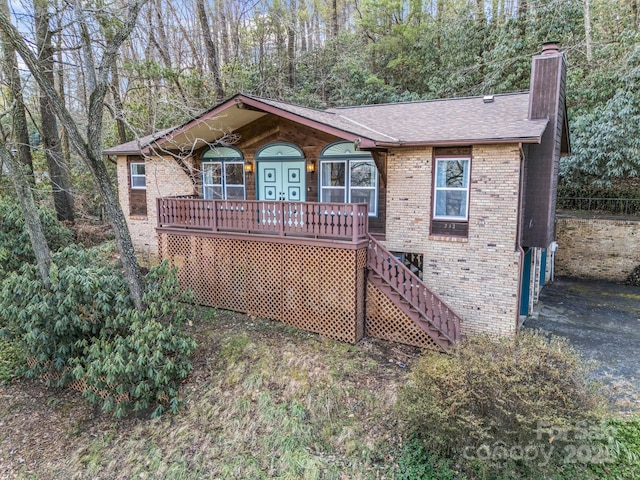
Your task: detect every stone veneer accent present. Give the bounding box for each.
[383,145,522,336]
[117,154,194,262]
[555,215,640,281]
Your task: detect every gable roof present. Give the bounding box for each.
[103,92,549,156]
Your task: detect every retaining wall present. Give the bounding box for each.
[555,214,640,281]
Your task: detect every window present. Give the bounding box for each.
[128,158,147,216]
[130,162,146,189]
[431,154,471,237]
[433,158,470,219]
[201,147,245,200]
[319,142,378,216]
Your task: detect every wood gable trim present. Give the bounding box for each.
[237,96,379,148]
[369,150,387,188]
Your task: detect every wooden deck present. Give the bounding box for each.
[156,197,461,351]
[157,197,369,243]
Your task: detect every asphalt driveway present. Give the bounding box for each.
[524,277,640,413]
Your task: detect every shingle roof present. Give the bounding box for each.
[103,92,548,155]
[103,129,172,155]
[329,92,547,145]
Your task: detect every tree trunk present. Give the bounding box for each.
[584,0,593,67]
[34,0,75,223]
[55,16,72,176]
[332,0,338,39]
[0,144,51,287]
[476,0,485,25]
[217,0,230,64]
[151,0,189,104]
[0,0,147,310]
[196,0,224,101]
[287,24,295,89]
[0,0,34,176]
[110,62,129,144]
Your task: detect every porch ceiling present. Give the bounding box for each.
[148,105,267,154]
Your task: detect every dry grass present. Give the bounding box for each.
[0,309,419,479]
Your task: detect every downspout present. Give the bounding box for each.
[515,143,526,330]
[549,240,558,282]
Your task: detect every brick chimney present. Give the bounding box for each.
[521,43,568,248]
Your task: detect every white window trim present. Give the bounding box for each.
[433,157,470,221]
[319,159,378,216]
[202,160,246,200]
[130,162,146,190]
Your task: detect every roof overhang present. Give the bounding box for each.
[103,93,549,156]
[141,94,380,155]
[371,135,545,149]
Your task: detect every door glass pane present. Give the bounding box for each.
[321,162,345,187]
[225,163,244,185]
[350,161,375,187]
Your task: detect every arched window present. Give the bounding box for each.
[201,146,245,200]
[319,141,378,216]
[255,143,304,160]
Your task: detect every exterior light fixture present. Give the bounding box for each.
[306,159,315,173]
[244,160,254,173]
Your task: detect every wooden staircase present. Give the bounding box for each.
[366,235,462,351]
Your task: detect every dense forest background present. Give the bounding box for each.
[1,0,640,222]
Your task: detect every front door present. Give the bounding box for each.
[257,161,306,202]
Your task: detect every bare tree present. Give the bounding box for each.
[0,142,52,287]
[0,1,148,310]
[196,0,224,101]
[34,0,75,223]
[0,0,33,176]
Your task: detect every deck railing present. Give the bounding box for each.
[157,197,369,242]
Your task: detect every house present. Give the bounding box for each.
[105,43,569,351]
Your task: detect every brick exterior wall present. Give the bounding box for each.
[555,215,640,281]
[118,143,527,337]
[117,154,195,262]
[383,145,522,336]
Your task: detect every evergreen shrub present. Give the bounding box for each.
[0,195,74,276]
[0,245,196,418]
[397,331,607,476]
[0,338,24,384]
[395,437,462,480]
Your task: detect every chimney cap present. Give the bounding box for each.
[541,42,560,55]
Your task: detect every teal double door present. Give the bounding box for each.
[257,161,306,202]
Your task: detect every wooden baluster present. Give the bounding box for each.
[351,205,357,243]
[212,201,218,229]
[279,202,285,236]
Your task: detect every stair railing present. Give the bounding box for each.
[367,236,461,345]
